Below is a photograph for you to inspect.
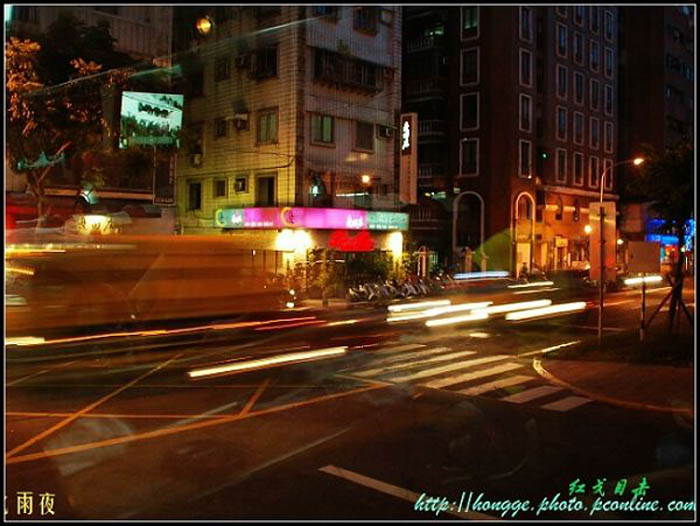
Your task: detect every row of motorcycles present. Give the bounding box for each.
[346,275,454,303]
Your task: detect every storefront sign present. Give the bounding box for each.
[328,230,374,252]
[399,113,418,205]
[215,207,409,231]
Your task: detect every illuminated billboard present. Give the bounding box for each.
[119,91,183,149]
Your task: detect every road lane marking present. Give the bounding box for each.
[457,374,534,396]
[6,411,246,420]
[423,362,523,390]
[391,355,510,383]
[5,353,182,459]
[318,465,497,520]
[517,340,581,357]
[348,347,453,371]
[6,359,79,387]
[541,396,592,412]
[374,343,427,354]
[353,349,476,377]
[500,385,564,404]
[5,384,387,466]
[557,325,625,332]
[239,378,271,416]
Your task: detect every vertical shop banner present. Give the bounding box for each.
[399,113,417,204]
[589,201,617,281]
[154,155,176,205]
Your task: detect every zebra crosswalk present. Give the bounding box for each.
[339,342,593,413]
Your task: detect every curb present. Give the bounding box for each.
[532,356,694,418]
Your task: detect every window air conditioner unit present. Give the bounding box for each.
[190,153,203,167]
[233,112,249,130]
[377,125,392,139]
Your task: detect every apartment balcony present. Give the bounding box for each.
[418,163,446,180]
[406,34,445,54]
[405,77,447,99]
[418,119,446,138]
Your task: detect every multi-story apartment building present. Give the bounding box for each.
[618,5,694,269]
[174,6,406,271]
[404,6,620,274]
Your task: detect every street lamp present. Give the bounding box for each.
[596,156,645,341]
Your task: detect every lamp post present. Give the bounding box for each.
[596,157,644,341]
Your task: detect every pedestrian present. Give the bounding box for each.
[520,262,528,279]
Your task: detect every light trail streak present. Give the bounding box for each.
[505,302,587,321]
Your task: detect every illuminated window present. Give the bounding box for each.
[257,109,278,144]
[311,114,334,144]
[519,140,532,178]
[462,6,479,39]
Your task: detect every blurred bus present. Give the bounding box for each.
[5,232,288,335]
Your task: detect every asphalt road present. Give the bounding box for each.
[5,283,696,520]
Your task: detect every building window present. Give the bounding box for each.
[520,94,532,133]
[604,48,613,78]
[311,114,334,144]
[313,6,339,20]
[590,117,600,149]
[520,49,532,87]
[313,48,383,92]
[187,122,204,154]
[589,156,600,188]
[519,140,532,178]
[251,47,278,79]
[604,159,613,190]
[215,57,231,82]
[460,138,478,176]
[214,178,227,198]
[235,175,248,193]
[557,64,568,99]
[257,109,278,144]
[461,48,479,85]
[604,84,613,115]
[574,33,584,64]
[573,153,584,185]
[590,6,600,34]
[574,72,585,105]
[574,112,584,145]
[557,23,568,57]
[556,107,567,141]
[188,182,202,210]
[574,6,584,26]
[604,122,614,153]
[520,7,532,42]
[604,10,614,41]
[590,79,600,110]
[461,6,479,39]
[354,7,378,33]
[461,93,479,131]
[590,40,599,72]
[557,6,567,18]
[255,174,276,207]
[355,121,374,151]
[214,118,227,138]
[556,149,567,183]
[573,199,580,221]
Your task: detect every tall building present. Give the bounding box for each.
[174,6,406,272]
[404,6,620,274]
[617,5,694,270]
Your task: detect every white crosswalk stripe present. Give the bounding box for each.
[456,373,533,396]
[353,349,476,377]
[340,344,594,413]
[500,385,564,403]
[422,362,523,389]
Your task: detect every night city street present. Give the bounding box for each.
[4,4,696,522]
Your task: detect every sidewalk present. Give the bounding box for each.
[534,357,694,417]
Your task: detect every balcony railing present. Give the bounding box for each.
[418,163,446,179]
[418,119,446,136]
[405,77,447,98]
[406,34,444,53]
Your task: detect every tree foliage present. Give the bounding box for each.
[626,140,694,238]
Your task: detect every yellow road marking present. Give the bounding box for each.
[5,384,386,465]
[240,378,271,416]
[5,353,182,459]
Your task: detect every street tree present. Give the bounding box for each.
[626,139,694,332]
